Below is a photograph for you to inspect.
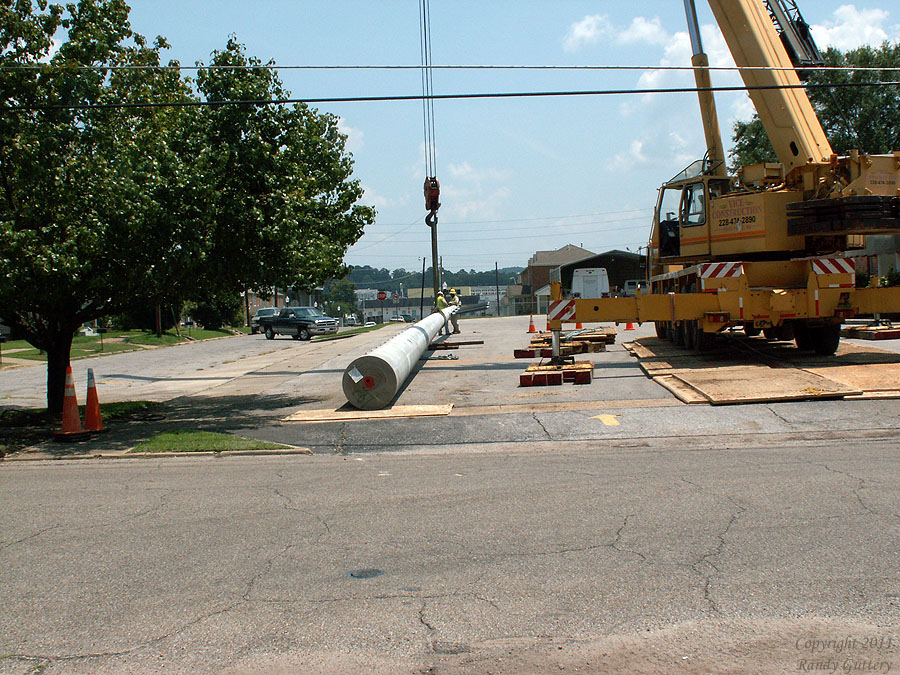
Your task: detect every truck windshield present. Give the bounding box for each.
[294,307,324,318]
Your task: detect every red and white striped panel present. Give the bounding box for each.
[699,262,743,278]
[812,258,855,275]
[548,300,576,322]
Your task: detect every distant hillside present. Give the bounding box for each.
[346,265,524,293]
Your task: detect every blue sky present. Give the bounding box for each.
[124,1,900,272]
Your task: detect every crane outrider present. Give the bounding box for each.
[548,0,900,356]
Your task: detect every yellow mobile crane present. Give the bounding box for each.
[548,0,900,355]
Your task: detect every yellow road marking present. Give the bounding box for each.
[592,414,621,426]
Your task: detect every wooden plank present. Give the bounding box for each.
[673,367,859,405]
[652,375,708,404]
[284,404,453,422]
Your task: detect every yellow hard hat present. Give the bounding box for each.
[449,288,456,294]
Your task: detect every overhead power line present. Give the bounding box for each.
[3,63,900,73]
[4,79,898,112]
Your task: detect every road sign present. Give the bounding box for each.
[377,290,387,301]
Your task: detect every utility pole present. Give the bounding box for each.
[431,223,440,305]
[495,262,501,317]
[420,257,427,319]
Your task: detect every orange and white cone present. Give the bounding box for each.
[575,322,583,329]
[625,322,636,331]
[54,365,89,441]
[84,368,105,433]
[527,315,536,333]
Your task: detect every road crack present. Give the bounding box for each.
[532,412,552,440]
[681,477,746,615]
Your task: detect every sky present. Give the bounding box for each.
[121,1,900,273]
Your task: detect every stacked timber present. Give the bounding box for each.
[514,327,616,359]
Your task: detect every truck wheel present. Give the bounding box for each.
[794,322,814,351]
[292,333,301,340]
[299,328,311,341]
[685,320,698,350]
[743,323,760,337]
[674,321,686,346]
[696,327,714,352]
[265,327,275,340]
[812,323,841,355]
[655,321,668,339]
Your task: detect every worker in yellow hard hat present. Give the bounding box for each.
[448,288,461,334]
[435,291,451,336]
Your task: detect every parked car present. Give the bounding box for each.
[364,321,376,327]
[258,306,339,340]
[250,307,278,334]
[622,280,648,297]
[345,315,357,326]
[389,315,406,323]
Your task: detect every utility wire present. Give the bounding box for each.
[4,79,897,112]
[4,63,900,73]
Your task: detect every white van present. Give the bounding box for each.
[570,268,610,299]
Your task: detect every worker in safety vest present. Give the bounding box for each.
[435,291,451,336]
[448,289,461,334]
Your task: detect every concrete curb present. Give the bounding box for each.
[2,447,314,462]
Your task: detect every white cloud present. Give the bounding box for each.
[564,14,668,52]
[447,161,511,182]
[811,5,899,51]
[613,139,649,168]
[360,184,407,210]
[563,14,614,52]
[637,24,736,91]
[336,118,364,154]
[618,17,669,46]
[438,161,512,219]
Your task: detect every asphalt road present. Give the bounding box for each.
[2,316,900,673]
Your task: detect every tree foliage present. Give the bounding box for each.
[730,42,900,169]
[0,0,374,414]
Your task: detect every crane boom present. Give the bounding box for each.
[706,0,833,173]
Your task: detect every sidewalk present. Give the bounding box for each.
[2,391,313,461]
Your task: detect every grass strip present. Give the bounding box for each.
[131,430,289,453]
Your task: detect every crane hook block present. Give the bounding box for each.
[424,176,441,213]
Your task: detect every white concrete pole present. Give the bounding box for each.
[342,307,456,410]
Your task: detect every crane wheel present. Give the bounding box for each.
[794,322,814,351]
[674,322,686,346]
[655,321,668,339]
[812,324,841,355]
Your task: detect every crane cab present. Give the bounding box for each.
[651,160,822,272]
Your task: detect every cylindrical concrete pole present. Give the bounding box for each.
[342,307,455,410]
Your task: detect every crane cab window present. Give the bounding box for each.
[657,187,682,257]
[681,183,706,227]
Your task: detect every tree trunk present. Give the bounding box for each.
[45,328,76,418]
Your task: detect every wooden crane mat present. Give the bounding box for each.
[625,337,900,405]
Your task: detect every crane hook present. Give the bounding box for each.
[425,210,438,227]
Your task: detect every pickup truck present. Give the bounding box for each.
[258,306,339,341]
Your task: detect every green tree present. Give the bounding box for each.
[1,0,199,414]
[729,42,900,168]
[0,2,374,415]
[322,277,358,319]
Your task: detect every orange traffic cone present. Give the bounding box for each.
[625,322,636,331]
[575,322,583,329]
[84,368,105,433]
[54,365,90,441]
[527,315,536,333]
